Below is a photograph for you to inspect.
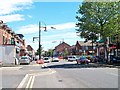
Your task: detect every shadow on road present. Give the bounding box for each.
[42,63,116,69]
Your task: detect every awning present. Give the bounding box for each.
[109,46,116,49]
[98,38,106,43]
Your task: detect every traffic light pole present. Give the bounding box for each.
[39,21,41,60]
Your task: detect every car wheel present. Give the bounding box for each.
[110,60,113,64]
[77,61,79,64]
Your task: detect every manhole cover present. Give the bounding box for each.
[58,80,63,82]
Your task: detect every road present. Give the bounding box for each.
[2,60,119,89]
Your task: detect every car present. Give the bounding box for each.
[109,55,120,64]
[43,57,50,63]
[76,57,90,64]
[36,59,44,64]
[19,56,31,65]
[0,60,2,66]
[67,56,78,62]
[35,55,39,61]
[52,57,59,62]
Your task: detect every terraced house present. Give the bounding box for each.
[0,20,26,65]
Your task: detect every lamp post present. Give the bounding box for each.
[33,21,56,60]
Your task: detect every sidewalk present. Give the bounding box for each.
[94,62,120,68]
[1,63,20,67]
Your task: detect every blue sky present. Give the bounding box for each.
[0,0,85,51]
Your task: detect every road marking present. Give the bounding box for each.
[17,68,56,88]
[41,63,48,68]
[26,75,33,88]
[2,67,22,70]
[17,74,29,88]
[30,76,35,88]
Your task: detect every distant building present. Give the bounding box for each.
[26,45,35,59]
[75,41,97,56]
[54,42,71,56]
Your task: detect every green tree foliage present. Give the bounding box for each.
[76,1,119,41]
[35,47,44,55]
[63,48,69,57]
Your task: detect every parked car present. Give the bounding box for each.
[36,59,44,64]
[19,56,31,65]
[35,55,39,61]
[52,57,59,62]
[109,55,120,64]
[68,56,78,61]
[76,57,90,64]
[0,60,2,66]
[43,57,50,63]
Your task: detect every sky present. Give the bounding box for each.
[0,0,85,51]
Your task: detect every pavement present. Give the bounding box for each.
[1,60,120,69]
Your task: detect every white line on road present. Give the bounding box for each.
[17,74,29,88]
[30,76,35,88]
[17,66,56,88]
[26,75,33,88]
[2,67,22,70]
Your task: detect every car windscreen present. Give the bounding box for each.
[44,58,48,60]
[21,57,27,59]
[80,57,86,60]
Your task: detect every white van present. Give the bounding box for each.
[68,56,77,61]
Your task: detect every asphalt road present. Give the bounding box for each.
[2,60,119,89]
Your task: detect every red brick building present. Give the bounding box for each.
[0,20,26,56]
[75,41,97,56]
[54,42,71,56]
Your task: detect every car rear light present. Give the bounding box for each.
[80,60,82,62]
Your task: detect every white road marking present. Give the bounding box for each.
[17,74,29,88]
[17,66,56,88]
[2,67,22,70]
[30,76,35,88]
[26,76,33,88]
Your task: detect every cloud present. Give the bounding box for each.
[0,0,33,15]
[0,0,33,23]
[48,22,76,30]
[16,24,38,34]
[27,15,32,18]
[0,14,24,23]
[16,22,76,34]
[33,0,83,2]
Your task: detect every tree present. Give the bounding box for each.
[63,48,69,57]
[76,1,119,40]
[35,47,44,55]
[76,1,119,61]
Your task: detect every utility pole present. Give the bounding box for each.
[39,21,41,60]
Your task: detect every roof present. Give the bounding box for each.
[98,38,106,43]
[27,45,33,51]
[77,41,96,46]
[55,42,71,48]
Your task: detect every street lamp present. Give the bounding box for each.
[33,21,56,60]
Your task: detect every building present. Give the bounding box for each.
[54,42,71,57]
[0,20,26,65]
[26,45,35,59]
[75,41,97,56]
